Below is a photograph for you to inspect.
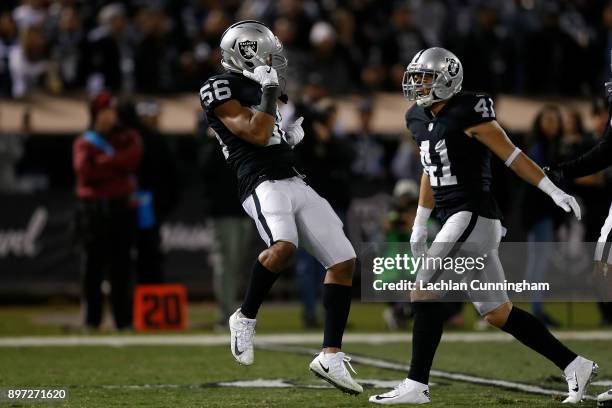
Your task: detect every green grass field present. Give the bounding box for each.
[0,302,610,407]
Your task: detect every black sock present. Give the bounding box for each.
[408,302,446,385]
[240,261,280,319]
[501,307,577,370]
[322,283,352,348]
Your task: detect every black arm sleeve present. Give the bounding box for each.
[557,124,612,178]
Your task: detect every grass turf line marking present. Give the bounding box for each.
[1,330,612,347]
[258,344,597,401]
[99,379,404,390]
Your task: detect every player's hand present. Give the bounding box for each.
[543,165,563,184]
[285,117,304,147]
[550,188,581,220]
[243,65,279,88]
[410,225,428,257]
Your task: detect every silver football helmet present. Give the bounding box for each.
[403,47,463,107]
[220,20,287,75]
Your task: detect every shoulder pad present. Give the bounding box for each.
[446,91,496,129]
[405,103,427,127]
[199,73,240,113]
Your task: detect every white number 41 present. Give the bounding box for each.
[474,97,495,118]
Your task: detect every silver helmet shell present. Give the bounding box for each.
[220,20,287,75]
[403,47,463,107]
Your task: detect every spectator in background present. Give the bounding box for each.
[73,91,142,330]
[266,0,314,49]
[0,11,18,95]
[381,179,420,330]
[119,99,179,284]
[51,6,84,90]
[306,21,352,95]
[133,7,175,93]
[273,16,308,97]
[12,0,45,31]
[391,132,422,184]
[198,114,253,330]
[349,99,391,197]
[409,0,447,46]
[82,3,132,94]
[453,5,512,95]
[523,105,565,327]
[8,24,49,97]
[382,3,426,90]
[526,3,585,95]
[293,101,354,328]
[175,9,228,92]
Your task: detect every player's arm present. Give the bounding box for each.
[467,120,581,219]
[552,79,612,179]
[214,100,276,146]
[418,171,435,210]
[552,126,612,179]
[411,171,434,256]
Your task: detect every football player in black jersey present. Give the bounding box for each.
[199,21,361,395]
[546,79,612,407]
[370,47,597,405]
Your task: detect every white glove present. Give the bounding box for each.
[243,65,279,88]
[410,206,432,257]
[410,225,428,258]
[285,117,304,147]
[537,176,581,220]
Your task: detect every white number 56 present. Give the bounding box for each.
[200,79,231,106]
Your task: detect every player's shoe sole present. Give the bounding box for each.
[309,366,360,395]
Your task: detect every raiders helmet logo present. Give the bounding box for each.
[238,40,258,60]
[446,57,460,77]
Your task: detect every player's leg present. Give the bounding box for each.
[474,246,597,404]
[370,211,480,405]
[594,203,612,324]
[229,181,298,365]
[294,182,362,394]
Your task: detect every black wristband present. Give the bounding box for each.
[255,85,280,116]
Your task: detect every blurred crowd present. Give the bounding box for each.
[3,0,612,329]
[3,0,612,98]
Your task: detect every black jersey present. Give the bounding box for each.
[558,117,612,178]
[406,92,502,222]
[199,72,296,202]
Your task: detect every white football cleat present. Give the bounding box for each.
[369,378,430,405]
[309,351,363,395]
[597,388,612,407]
[229,309,256,365]
[562,356,598,403]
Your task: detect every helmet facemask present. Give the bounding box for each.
[403,68,449,107]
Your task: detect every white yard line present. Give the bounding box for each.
[258,344,600,401]
[0,330,611,347]
[99,378,416,390]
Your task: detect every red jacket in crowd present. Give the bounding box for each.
[73,129,143,199]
